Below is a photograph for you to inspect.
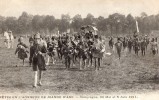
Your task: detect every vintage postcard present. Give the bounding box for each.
[0,0,159,100]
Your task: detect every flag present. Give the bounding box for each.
[136,20,139,33]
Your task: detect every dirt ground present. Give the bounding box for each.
[0,37,159,96]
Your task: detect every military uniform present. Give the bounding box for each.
[115,40,122,59]
[47,41,55,57]
[134,40,140,56]
[140,40,147,56]
[63,43,74,69]
[128,38,133,53]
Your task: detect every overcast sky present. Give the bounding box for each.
[0,0,158,18]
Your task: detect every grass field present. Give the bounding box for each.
[0,36,159,96]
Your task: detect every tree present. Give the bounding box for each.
[5,17,18,33]
[59,14,71,32]
[126,14,135,34]
[32,15,45,32]
[18,12,33,34]
[71,14,83,32]
[155,14,159,30]
[0,15,6,33]
[108,13,126,34]
[96,16,107,31]
[43,15,55,33]
[83,13,95,25]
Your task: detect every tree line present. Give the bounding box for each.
[0,11,159,36]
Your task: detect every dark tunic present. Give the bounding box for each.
[140,41,147,50]
[123,40,128,49]
[115,41,122,58]
[128,40,132,49]
[15,43,28,60]
[29,37,34,42]
[30,43,47,71]
[47,42,55,57]
[134,41,140,51]
[77,41,87,60]
[87,40,94,58]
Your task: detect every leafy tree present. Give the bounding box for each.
[18,12,33,34]
[5,17,18,33]
[83,13,95,25]
[0,16,6,33]
[96,16,107,31]
[59,14,71,32]
[32,15,45,32]
[43,15,55,33]
[126,14,135,34]
[71,14,83,32]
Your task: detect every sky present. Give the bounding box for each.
[0,0,158,18]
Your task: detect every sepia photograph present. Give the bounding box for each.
[0,0,159,100]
